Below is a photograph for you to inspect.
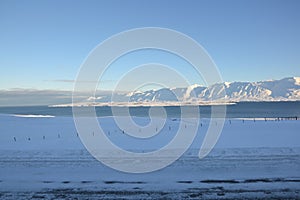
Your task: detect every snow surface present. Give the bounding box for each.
[0,115,299,199]
[295,77,300,85]
[13,114,55,118]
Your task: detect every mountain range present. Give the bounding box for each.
[55,77,300,107]
[129,77,300,102]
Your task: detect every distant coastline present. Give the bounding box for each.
[49,101,237,108]
[68,77,300,108]
[49,100,300,108]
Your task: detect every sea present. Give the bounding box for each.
[0,101,299,118]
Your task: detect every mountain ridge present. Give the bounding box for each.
[53,77,300,107]
[126,77,300,102]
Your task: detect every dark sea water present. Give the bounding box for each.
[0,101,299,118]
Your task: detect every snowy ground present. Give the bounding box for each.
[0,114,299,199]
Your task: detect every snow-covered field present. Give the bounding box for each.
[0,114,299,199]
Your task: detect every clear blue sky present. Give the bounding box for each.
[1,0,300,91]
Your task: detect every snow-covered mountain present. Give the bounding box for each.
[125,77,300,102]
[53,77,300,107]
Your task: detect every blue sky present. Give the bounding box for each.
[1,0,300,91]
